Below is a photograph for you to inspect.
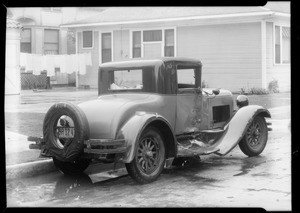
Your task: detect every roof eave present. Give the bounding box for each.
[60,11,274,28]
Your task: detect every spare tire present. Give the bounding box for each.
[43,102,90,162]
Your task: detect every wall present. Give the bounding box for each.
[77,31,99,88]
[265,22,290,92]
[5,28,21,94]
[177,22,262,92]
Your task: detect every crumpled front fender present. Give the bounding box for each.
[116,111,176,163]
[214,105,271,156]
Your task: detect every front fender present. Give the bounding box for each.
[215,105,271,156]
[116,111,176,163]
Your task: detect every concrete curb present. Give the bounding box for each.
[6,159,57,180]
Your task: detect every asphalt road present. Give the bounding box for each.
[6,107,291,210]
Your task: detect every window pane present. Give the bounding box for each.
[165,46,174,57]
[275,26,281,64]
[110,69,143,90]
[133,47,141,58]
[21,28,31,43]
[102,49,111,63]
[133,31,141,47]
[177,69,195,86]
[165,29,174,46]
[143,30,162,42]
[44,43,59,55]
[282,27,290,64]
[21,43,31,53]
[83,31,93,48]
[102,33,111,49]
[44,29,59,43]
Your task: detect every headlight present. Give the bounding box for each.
[236,95,249,108]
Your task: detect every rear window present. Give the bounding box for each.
[109,69,143,90]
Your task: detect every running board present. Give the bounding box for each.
[177,139,220,157]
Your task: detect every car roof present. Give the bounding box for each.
[99,57,202,69]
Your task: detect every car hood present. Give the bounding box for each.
[78,93,164,139]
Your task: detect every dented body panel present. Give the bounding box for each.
[214,105,271,155]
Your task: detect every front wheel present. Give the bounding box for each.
[125,127,165,184]
[239,116,268,157]
[53,157,90,175]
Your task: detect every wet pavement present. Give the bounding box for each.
[5,89,291,209]
[6,116,291,210]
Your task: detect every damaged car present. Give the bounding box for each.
[29,57,272,184]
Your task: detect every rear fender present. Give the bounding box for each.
[215,105,271,156]
[116,112,176,163]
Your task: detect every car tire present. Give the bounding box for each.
[239,116,268,157]
[43,102,89,162]
[125,127,166,184]
[53,157,90,175]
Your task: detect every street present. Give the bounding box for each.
[6,105,291,210]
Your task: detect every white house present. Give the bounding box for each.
[61,2,290,92]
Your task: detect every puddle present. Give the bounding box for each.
[233,156,267,176]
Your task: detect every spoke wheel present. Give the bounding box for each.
[239,116,268,157]
[126,127,165,184]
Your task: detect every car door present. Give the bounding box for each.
[174,64,210,135]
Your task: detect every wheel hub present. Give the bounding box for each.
[137,137,160,174]
[247,122,261,147]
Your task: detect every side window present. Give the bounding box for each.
[177,66,196,90]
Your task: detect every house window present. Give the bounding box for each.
[275,26,281,64]
[21,28,31,53]
[131,28,176,58]
[275,25,290,64]
[143,30,162,42]
[82,31,93,48]
[282,27,290,64]
[164,29,174,57]
[132,31,141,58]
[102,32,112,63]
[44,29,59,55]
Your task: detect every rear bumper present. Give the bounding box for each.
[28,136,127,158]
[84,139,126,154]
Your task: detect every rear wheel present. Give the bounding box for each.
[125,127,165,184]
[239,116,268,157]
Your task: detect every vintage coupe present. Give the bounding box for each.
[29,57,272,184]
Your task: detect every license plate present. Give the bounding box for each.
[57,127,75,138]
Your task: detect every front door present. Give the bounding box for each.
[175,65,210,135]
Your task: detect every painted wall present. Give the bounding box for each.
[6,28,22,94]
[265,22,290,92]
[177,22,262,92]
[77,31,99,88]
